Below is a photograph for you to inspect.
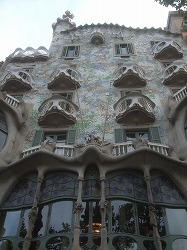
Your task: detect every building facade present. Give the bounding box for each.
[0,10,187,250]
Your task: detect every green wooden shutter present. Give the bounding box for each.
[32,130,44,146]
[66,130,76,144]
[114,129,126,143]
[149,127,161,143]
[62,46,68,57]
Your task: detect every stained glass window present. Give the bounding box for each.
[151,175,186,205]
[82,165,101,198]
[106,171,148,202]
[40,172,78,202]
[2,173,37,208]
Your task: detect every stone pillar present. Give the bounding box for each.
[99,178,109,250]
[71,178,83,250]
[22,176,43,250]
[144,170,163,250]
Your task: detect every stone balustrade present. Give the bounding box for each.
[22,142,169,158]
[173,86,187,102]
[4,93,20,108]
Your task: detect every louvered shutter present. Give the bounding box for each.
[114,129,126,143]
[32,130,44,146]
[66,130,76,144]
[149,127,161,143]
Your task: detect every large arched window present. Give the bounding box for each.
[104,170,186,250]
[0,112,8,151]
[0,171,78,250]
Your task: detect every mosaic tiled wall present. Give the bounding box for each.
[1,25,187,149]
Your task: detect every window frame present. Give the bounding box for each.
[62,45,80,59]
[114,43,134,57]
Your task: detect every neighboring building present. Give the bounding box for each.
[1,10,187,250]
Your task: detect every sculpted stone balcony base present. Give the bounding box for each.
[49,66,81,90]
[114,92,155,125]
[153,40,183,60]
[163,60,187,86]
[113,63,146,88]
[1,71,32,92]
[38,94,79,127]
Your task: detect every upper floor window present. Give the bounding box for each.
[0,112,8,151]
[120,89,142,97]
[62,45,80,59]
[150,41,160,47]
[114,43,134,57]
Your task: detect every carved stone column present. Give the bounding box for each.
[72,178,83,250]
[144,170,163,250]
[22,176,43,250]
[99,178,109,250]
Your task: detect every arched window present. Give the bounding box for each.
[0,112,8,151]
[0,171,78,250]
[104,170,187,250]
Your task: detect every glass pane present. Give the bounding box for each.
[67,47,75,57]
[172,239,187,250]
[144,240,166,250]
[49,201,73,234]
[56,135,66,145]
[46,236,70,250]
[138,132,149,140]
[18,240,40,250]
[111,200,135,234]
[19,209,29,237]
[112,236,138,250]
[45,135,55,143]
[33,205,48,237]
[137,204,153,237]
[0,131,7,151]
[92,202,101,234]
[120,45,128,54]
[80,202,89,233]
[80,236,88,246]
[126,132,136,142]
[0,240,13,250]
[1,210,21,237]
[166,208,187,235]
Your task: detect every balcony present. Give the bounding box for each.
[38,94,79,127]
[22,144,74,158]
[1,71,32,93]
[153,40,183,60]
[48,66,81,90]
[22,141,169,159]
[113,142,169,156]
[113,92,155,125]
[113,63,146,88]
[163,60,187,86]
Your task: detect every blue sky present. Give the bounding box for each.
[0,0,174,61]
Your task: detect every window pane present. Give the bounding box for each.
[49,201,73,234]
[0,240,13,250]
[67,47,75,57]
[80,202,89,233]
[0,131,7,151]
[33,205,48,237]
[19,209,29,238]
[126,132,136,141]
[46,236,70,250]
[166,208,187,235]
[112,236,138,250]
[137,204,153,236]
[120,44,128,54]
[172,239,187,250]
[111,200,135,234]
[92,202,101,234]
[1,210,21,237]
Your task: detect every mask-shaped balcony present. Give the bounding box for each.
[163,60,187,86]
[38,94,79,127]
[1,71,32,93]
[113,63,146,88]
[114,92,155,125]
[48,66,81,91]
[153,40,183,60]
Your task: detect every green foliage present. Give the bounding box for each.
[155,0,187,19]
